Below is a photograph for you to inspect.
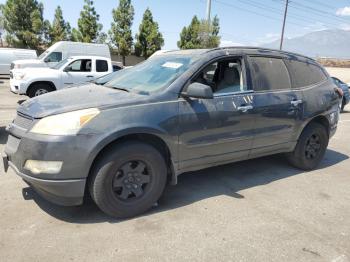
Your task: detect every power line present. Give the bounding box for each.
[212,0,305,27]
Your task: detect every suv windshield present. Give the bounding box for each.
[104,53,200,94]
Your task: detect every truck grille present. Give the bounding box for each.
[13,113,33,130]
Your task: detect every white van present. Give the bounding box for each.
[11,41,111,70]
[0,48,37,77]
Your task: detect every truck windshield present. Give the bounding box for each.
[38,51,49,60]
[104,53,200,94]
[52,58,70,70]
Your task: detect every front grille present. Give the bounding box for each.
[9,71,13,79]
[10,63,14,70]
[13,113,33,130]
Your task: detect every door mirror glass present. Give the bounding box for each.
[63,66,71,72]
[182,82,213,99]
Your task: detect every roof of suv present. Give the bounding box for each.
[160,46,315,62]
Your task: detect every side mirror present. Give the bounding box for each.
[182,82,213,99]
[63,66,71,72]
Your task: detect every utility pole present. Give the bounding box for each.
[280,0,289,50]
[206,0,212,22]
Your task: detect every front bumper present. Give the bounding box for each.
[3,153,86,206]
[3,121,100,206]
[9,78,29,95]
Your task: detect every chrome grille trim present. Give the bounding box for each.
[13,113,33,130]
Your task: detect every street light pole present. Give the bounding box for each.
[280,0,289,50]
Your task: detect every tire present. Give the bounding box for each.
[341,98,346,112]
[27,83,54,98]
[89,141,167,218]
[287,122,329,170]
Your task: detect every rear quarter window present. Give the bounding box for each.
[284,60,327,88]
[96,60,109,72]
[249,56,291,91]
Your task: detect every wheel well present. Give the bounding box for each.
[27,81,56,95]
[307,115,330,136]
[88,133,175,186]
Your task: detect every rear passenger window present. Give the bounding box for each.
[250,57,291,91]
[284,60,327,88]
[96,60,109,72]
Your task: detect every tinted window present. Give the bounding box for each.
[45,52,62,62]
[285,60,327,88]
[68,59,92,72]
[96,60,109,72]
[250,57,291,91]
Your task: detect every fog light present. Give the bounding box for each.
[24,160,63,175]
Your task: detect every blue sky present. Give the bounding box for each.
[1,0,350,49]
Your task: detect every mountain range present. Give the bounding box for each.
[262,29,350,59]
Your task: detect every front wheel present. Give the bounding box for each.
[89,141,167,218]
[287,122,329,170]
[27,83,54,98]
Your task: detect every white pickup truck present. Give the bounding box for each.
[10,56,113,97]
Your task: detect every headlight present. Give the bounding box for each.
[14,64,21,69]
[30,108,100,135]
[14,72,26,80]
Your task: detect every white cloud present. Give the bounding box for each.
[336,6,350,16]
[220,40,245,47]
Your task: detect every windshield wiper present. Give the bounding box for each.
[105,85,130,92]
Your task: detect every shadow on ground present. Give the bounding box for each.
[20,148,348,224]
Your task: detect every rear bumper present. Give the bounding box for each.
[3,154,86,206]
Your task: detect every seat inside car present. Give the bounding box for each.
[216,65,241,94]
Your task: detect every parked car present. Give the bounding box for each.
[0,48,37,77]
[11,41,110,70]
[331,77,349,111]
[10,56,113,97]
[2,47,340,218]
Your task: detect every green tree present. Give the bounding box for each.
[135,8,164,59]
[0,6,4,46]
[110,0,134,65]
[49,6,71,44]
[177,15,220,49]
[1,0,47,49]
[77,0,102,42]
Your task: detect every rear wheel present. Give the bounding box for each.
[89,141,167,218]
[287,122,328,170]
[28,83,54,98]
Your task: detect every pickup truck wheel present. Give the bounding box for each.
[287,122,328,170]
[89,141,167,218]
[28,83,54,98]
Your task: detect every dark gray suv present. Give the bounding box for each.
[2,47,340,218]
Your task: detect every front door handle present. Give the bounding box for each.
[291,99,303,106]
[237,105,253,112]
[86,75,94,78]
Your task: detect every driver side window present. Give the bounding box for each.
[193,58,246,95]
[67,59,92,72]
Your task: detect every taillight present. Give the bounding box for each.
[335,87,343,98]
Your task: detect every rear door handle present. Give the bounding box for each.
[237,105,253,112]
[291,99,303,106]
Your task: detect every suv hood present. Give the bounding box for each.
[13,59,47,69]
[18,84,148,118]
